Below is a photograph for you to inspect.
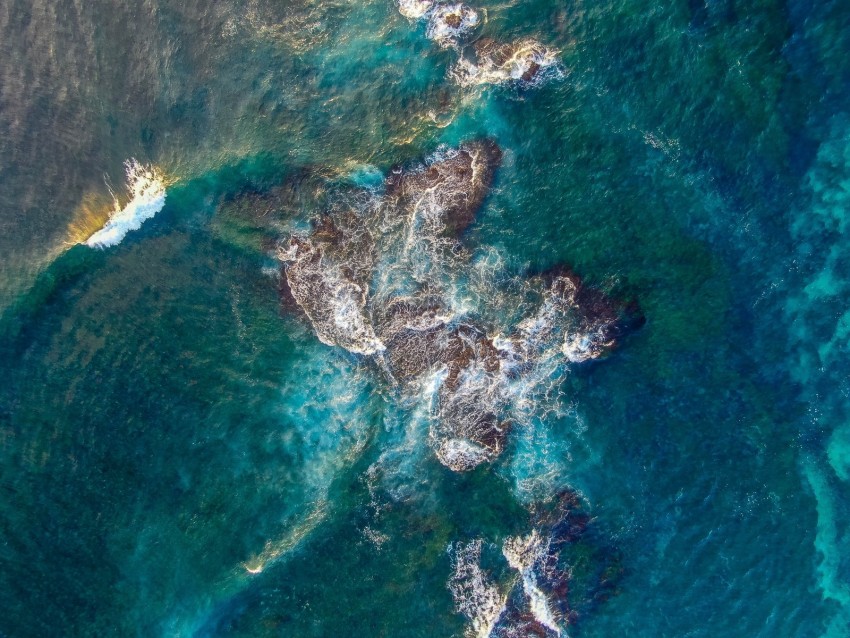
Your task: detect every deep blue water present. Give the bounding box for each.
[1,1,849,636]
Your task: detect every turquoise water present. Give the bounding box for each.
[1,1,850,636]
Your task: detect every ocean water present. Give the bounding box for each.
[1,0,849,636]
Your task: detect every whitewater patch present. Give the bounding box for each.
[448,531,564,638]
[84,159,166,249]
[397,0,436,20]
[275,141,642,475]
[452,40,564,89]
[502,531,562,635]
[426,4,480,49]
[445,491,600,637]
[393,0,561,91]
[448,540,508,638]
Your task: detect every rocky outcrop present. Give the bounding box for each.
[382,138,503,238]
[278,211,383,355]
[276,140,641,472]
[394,1,564,91]
[425,3,480,48]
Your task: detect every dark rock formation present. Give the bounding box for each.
[383,138,502,237]
[444,12,462,29]
[278,211,382,355]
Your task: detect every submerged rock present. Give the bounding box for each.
[532,490,590,547]
[497,604,560,638]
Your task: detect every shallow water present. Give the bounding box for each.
[2,1,850,636]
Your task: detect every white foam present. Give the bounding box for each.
[447,530,568,638]
[330,281,387,355]
[279,237,386,356]
[85,159,166,248]
[453,41,563,88]
[363,370,442,505]
[426,4,480,48]
[397,0,435,20]
[503,531,562,635]
[429,357,509,471]
[448,540,507,638]
[563,327,613,363]
[435,437,491,472]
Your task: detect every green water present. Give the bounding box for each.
[2,1,850,636]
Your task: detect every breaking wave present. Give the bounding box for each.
[397,0,436,20]
[426,4,480,49]
[84,159,166,249]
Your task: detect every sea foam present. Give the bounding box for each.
[426,4,480,48]
[397,0,436,20]
[448,540,507,638]
[85,159,166,249]
[503,531,562,635]
[452,40,564,88]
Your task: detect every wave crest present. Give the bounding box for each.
[84,159,166,249]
